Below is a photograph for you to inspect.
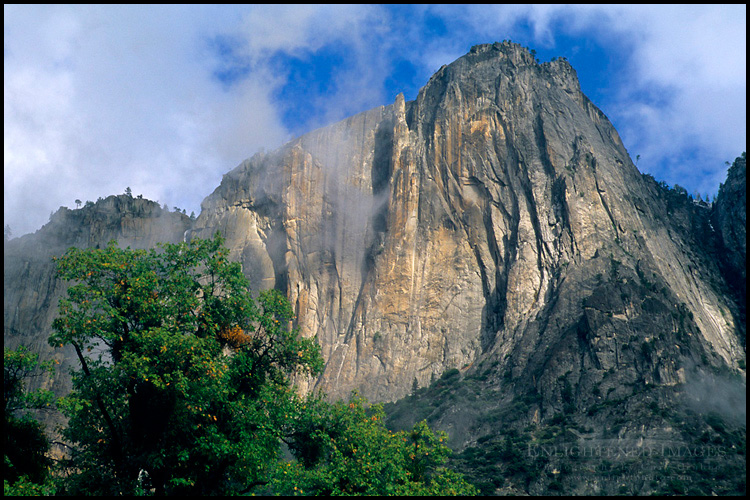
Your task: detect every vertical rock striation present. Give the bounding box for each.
[713,153,746,332]
[4,44,745,493]
[191,41,745,404]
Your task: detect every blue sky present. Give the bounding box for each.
[4,5,746,237]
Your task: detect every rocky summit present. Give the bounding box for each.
[4,41,745,495]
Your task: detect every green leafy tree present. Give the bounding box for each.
[49,234,323,495]
[269,392,478,495]
[3,346,57,493]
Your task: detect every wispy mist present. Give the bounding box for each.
[681,366,746,426]
[4,5,745,238]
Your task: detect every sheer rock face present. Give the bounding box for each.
[4,42,745,493]
[4,196,191,399]
[191,41,745,404]
[713,154,746,312]
[4,43,744,419]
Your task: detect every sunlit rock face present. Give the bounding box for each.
[5,40,744,495]
[191,41,745,404]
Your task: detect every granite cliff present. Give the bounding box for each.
[191,42,744,402]
[4,42,745,494]
[4,196,191,403]
[713,153,747,324]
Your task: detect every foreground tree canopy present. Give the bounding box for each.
[4,346,56,495]
[44,233,476,495]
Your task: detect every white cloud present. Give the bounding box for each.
[420,4,745,194]
[4,5,745,237]
[238,4,378,58]
[4,5,291,236]
[232,4,397,130]
[609,5,746,191]
[4,4,403,236]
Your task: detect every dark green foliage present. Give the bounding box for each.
[548,479,563,491]
[440,368,461,382]
[451,425,550,494]
[4,417,51,485]
[3,346,56,493]
[271,393,477,495]
[49,233,324,495]
[46,234,473,495]
[560,377,575,414]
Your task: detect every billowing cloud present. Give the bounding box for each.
[606,5,746,195]
[414,4,745,196]
[4,5,290,236]
[4,5,745,237]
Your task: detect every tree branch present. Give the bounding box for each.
[72,341,124,468]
